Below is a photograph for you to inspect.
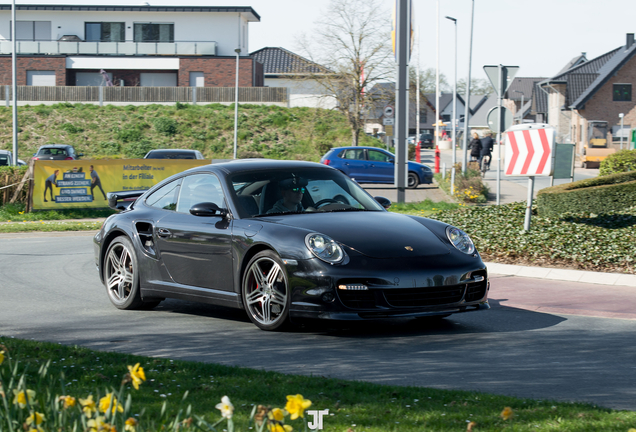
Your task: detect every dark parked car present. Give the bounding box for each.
[418,132,435,149]
[94,160,489,331]
[144,149,204,160]
[0,150,25,166]
[32,144,82,161]
[320,146,433,188]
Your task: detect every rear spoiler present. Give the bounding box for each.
[107,190,145,211]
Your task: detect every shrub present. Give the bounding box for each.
[124,138,155,158]
[435,165,488,204]
[98,141,121,154]
[599,149,636,175]
[537,171,636,216]
[60,123,83,134]
[115,126,144,143]
[152,117,178,136]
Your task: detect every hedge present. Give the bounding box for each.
[599,149,636,175]
[0,165,29,206]
[536,170,636,216]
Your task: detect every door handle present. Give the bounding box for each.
[156,228,171,238]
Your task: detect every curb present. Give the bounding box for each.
[485,262,636,288]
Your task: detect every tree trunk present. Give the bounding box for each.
[351,127,360,146]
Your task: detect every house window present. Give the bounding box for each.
[11,21,51,40]
[134,23,174,43]
[613,84,632,101]
[85,22,125,42]
[441,114,451,122]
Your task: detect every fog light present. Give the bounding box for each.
[322,292,335,303]
[338,284,368,291]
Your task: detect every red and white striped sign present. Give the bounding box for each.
[504,124,556,176]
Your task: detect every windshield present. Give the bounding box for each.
[230,167,384,218]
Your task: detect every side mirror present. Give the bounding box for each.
[374,196,392,209]
[388,158,395,164]
[190,202,229,218]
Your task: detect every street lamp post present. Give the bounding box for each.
[514,90,524,124]
[445,16,457,169]
[619,113,625,150]
[233,48,241,159]
[461,0,475,174]
[11,0,17,166]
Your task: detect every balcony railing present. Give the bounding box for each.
[0,40,217,56]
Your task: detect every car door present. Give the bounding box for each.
[153,173,234,291]
[366,149,394,182]
[339,148,368,181]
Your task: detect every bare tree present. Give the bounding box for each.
[458,78,494,96]
[298,0,393,146]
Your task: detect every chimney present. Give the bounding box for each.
[627,33,635,50]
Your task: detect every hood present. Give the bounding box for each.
[258,211,450,258]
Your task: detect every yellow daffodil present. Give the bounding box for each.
[26,411,45,426]
[215,395,234,419]
[87,416,107,432]
[59,395,76,409]
[124,417,138,432]
[99,393,124,415]
[126,363,146,390]
[13,389,36,408]
[268,424,293,432]
[80,395,97,418]
[628,429,636,432]
[501,406,513,420]
[26,427,44,432]
[0,350,4,365]
[285,394,311,420]
[268,408,286,422]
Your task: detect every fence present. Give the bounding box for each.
[0,166,29,207]
[1,86,288,104]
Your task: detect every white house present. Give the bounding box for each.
[0,3,264,87]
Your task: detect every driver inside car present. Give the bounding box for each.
[267,176,309,214]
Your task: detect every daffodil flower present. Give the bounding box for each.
[285,394,311,420]
[215,395,234,419]
[99,393,124,415]
[58,395,76,408]
[124,417,138,432]
[127,363,146,390]
[268,424,293,432]
[501,406,513,420]
[0,350,4,365]
[79,395,97,418]
[87,415,107,432]
[12,389,36,408]
[268,408,286,422]
[26,412,45,426]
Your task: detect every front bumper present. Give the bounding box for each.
[286,254,489,321]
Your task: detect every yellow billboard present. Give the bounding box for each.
[33,159,208,210]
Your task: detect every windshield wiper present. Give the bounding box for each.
[318,208,376,213]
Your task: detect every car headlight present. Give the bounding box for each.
[305,233,345,264]
[445,226,475,255]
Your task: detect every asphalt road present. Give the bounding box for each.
[1,233,635,411]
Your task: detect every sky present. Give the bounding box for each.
[6,0,636,83]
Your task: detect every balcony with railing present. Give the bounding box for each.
[0,39,217,56]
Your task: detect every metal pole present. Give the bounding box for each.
[435,0,440,150]
[446,16,457,169]
[496,65,503,206]
[415,25,420,149]
[461,0,475,174]
[523,176,535,231]
[394,0,409,203]
[232,48,241,159]
[620,113,624,150]
[11,0,18,166]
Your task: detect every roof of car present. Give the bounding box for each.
[38,144,73,149]
[185,159,331,175]
[147,149,198,153]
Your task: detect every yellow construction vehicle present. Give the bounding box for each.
[580,120,615,168]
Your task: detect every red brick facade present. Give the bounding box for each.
[0,56,66,85]
[0,56,264,88]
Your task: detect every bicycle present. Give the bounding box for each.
[480,155,491,177]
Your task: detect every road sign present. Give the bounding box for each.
[504,123,556,176]
[487,106,513,133]
[484,65,519,96]
[384,105,394,118]
[383,118,395,126]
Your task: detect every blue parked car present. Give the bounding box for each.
[320,146,433,188]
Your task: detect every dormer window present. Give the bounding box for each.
[133,23,174,43]
[85,22,125,42]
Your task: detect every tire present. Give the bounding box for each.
[242,250,291,331]
[407,172,420,189]
[103,236,144,310]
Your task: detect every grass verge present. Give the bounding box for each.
[1,337,635,432]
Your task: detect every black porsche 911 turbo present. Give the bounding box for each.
[94,159,489,331]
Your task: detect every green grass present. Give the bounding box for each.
[2,337,635,432]
[0,103,384,162]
